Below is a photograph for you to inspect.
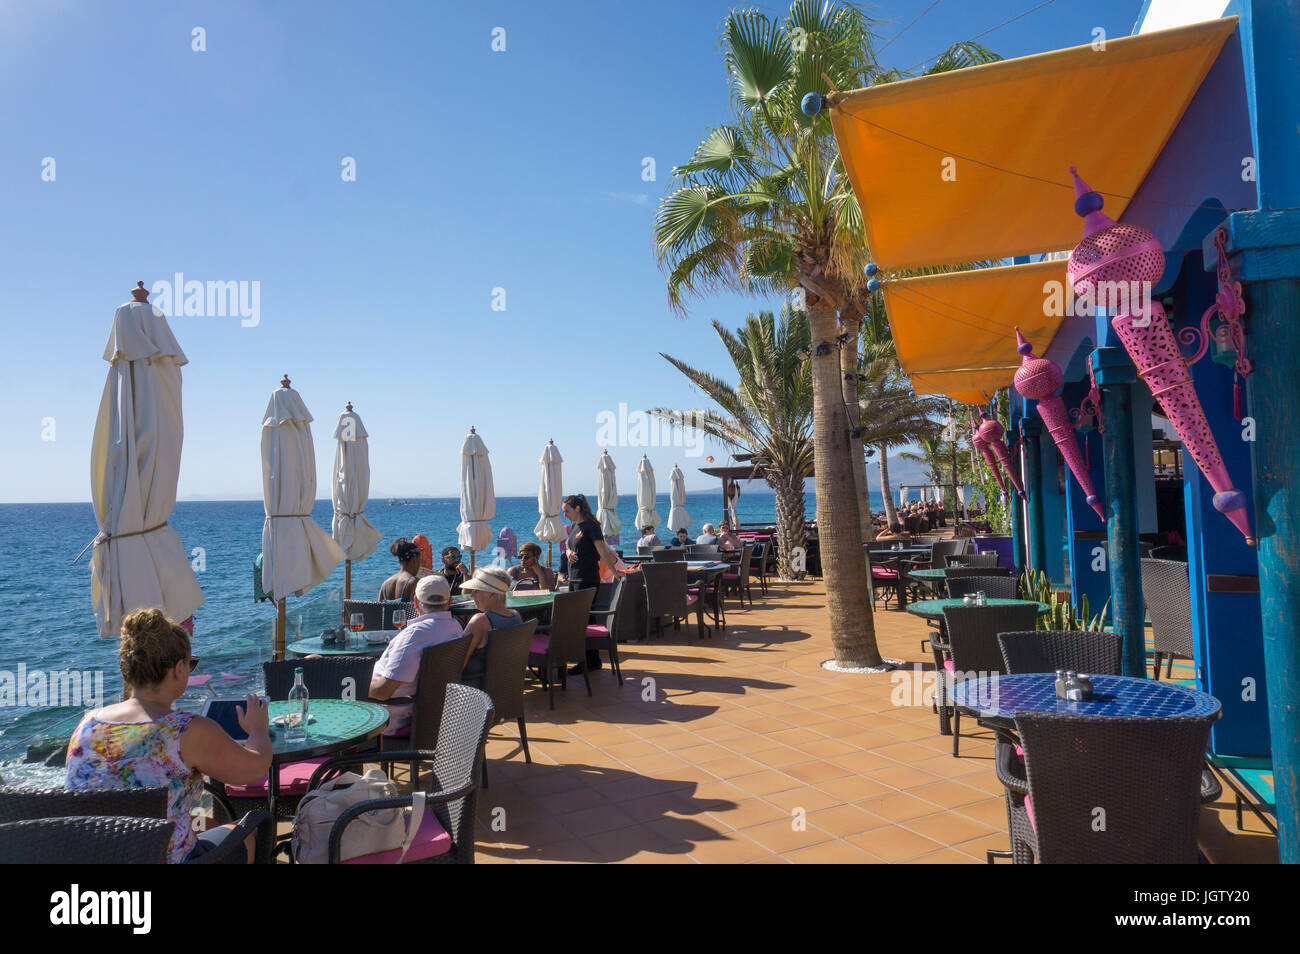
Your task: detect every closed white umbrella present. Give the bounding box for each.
[457,427,495,570]
[634,455,661,530]
[596,451,622,543]
[88,287,204,638]
[262,375,345,657]
[331,402,383,599]
[535,439,565,567]
[667,464,692,534]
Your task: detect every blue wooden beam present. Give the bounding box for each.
[1021,417,1048,574]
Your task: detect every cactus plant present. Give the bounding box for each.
[1018,568,1110,631]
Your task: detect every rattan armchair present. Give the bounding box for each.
[480,619,537,784]
[0,816,174,864]
[642,562,708,639]
[945,574,1019,600]
[997,630,1123,677]
[528,587,598,708]
[305,684,494,864]
[341,599,415,630]
[588,579,626,684]
[1140,558,1196,679]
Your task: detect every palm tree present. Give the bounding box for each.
[651,307,812,578]
[653,1,999,667]
[857,358,946,530]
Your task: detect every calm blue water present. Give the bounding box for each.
[0,489,877,782]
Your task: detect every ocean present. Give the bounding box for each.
[0,489,879,784]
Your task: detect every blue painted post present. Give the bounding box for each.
[1021,417,1047,574]
[1060,380,1111,621]
[1091,347,1146,677]
[1211,208,1300,862]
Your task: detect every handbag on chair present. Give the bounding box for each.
[291,768,424,864]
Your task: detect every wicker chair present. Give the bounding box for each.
[399,634,477,752]
[960,551,1001,568]
[929,539,970,566]
[0,785,274,864]
[938,603,1041,755]
[216,655,384,822]
[866,548,906,609]
[748,542,770,595]
[945,575,1019,600]
[479,620,538,786]
[0,816,174,864]
[1140,558,1195,679]
[945,565,1013,581]
[997,630,1124,677]
[687,544,721,559]
[587,579,626,684]
[652,548,685,562]
[305,684,494,864]
[1009,712,1215,863]
[722,543,756,608]
[511,577,540,592]
[528,587,598,708]
[641,562,708,639]
[341,599,415,630]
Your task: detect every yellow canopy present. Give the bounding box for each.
[883,260,1067,405]
[829,17,1237,271]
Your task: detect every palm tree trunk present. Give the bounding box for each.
[879,445,898,529]
[838,317,871,549]
[808,301,880,667]
[767,470,807,579]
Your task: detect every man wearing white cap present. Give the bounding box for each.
[368,573,464,736]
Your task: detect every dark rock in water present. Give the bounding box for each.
[45,745,68,768]
[25,738,65,764]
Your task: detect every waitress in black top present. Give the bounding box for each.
[561,493,624,671]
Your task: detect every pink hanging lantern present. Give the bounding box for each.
[1012,329,1106,521]
[977,410,1026,499]
[970,413,1008,497]
[1066,167,1254,545]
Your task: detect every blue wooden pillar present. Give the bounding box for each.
[1060,379,1110,620]
[1008,419,1026,576]
[1092,347,1146,677]
[1212,208,1300,862]
[1021,416,1048,574]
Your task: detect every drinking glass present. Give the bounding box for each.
[349,612,365,634]
[391,609,407,630]
[976,591,987,606]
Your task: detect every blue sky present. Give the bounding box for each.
[1,0,1143,503]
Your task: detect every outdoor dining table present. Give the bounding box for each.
[449,591,556,617]
[905,597,1051,621]
[950,673,1222,736]
[287,632,393,657]
[265,698,389,818]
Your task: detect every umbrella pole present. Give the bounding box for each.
[345,559,351,600]
[470,551,476,574]
[274,598,286,661]
[548,542,552,569]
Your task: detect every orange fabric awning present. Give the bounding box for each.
[829,17,1237,271]
[883,260,1068,404]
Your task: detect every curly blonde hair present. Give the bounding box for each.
[119,608,191,689]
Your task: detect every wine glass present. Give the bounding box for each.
[391,609,407,630]
[348,612,365,636]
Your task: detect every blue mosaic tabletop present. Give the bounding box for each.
[951,674,1222,722]
[906,598,1050,619]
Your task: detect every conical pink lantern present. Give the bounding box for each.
[1013,329,1105,521]
[977,411,1026,499]
[970,413,1008,497]
[1067,167,1254,545]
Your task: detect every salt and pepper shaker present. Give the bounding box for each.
[1076,673,1094,696]
[1054,669,1068,698]
[1065,671,1085,701]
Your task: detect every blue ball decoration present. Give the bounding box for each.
[866,277,880,292]
[1074,191,1105,217]
[864,263,878,276]
[800,92,824,117]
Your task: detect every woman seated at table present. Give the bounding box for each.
[636,525,661,551]
[65,609,272,864]
[459,567,522,689]
[716,520,742,551]
[875,522,906,541]
[507,542,556,591]
[378,538,424,602]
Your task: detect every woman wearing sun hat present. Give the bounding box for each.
[459,566,523,689]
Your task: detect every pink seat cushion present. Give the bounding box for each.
[529,634,550,654]
[1014,744,1025,764]
[1024,794,1036,832]
[224,757,331,797]
[722,573,739,581]
[686,594,699,606]
[586,624,609,640]
[943,659,954,672]
[871,567,898,579]
[387,726,410,739]
[341,808,452,864]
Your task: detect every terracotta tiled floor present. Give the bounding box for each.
[468,578,1277,864]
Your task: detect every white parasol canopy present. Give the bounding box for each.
[596,451,622,541]
[261,378,344,601]
[535,440,566,544]
[89,295,204,638]
[457,427,496,553]
[667,464,692,533]
[330,404,383,562]
[634,455,661,529]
